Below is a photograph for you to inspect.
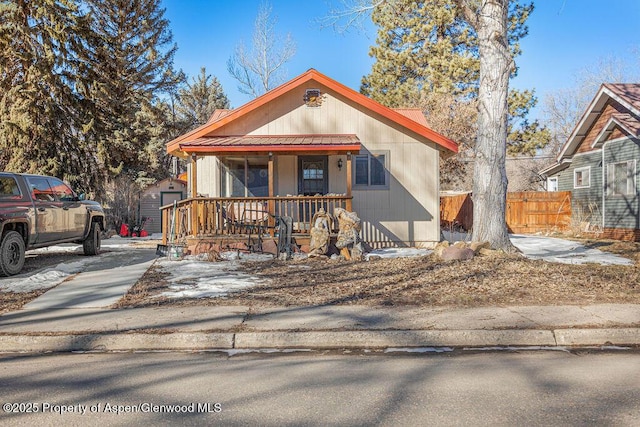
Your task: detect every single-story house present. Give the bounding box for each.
[540,83,640,241]
[164,68,458,248]
[139,177,186,234]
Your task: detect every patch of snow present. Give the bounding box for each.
[510,234,633,265]
[365,247,432,260]
[156,252,271,299]
[0,258,92,293]
[441,230,472,243]
[1,236,153,293]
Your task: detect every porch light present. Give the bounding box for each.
[337,158,343,170]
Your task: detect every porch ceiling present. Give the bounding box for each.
[178,134,361,156]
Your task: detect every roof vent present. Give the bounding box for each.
[303,89,323,107]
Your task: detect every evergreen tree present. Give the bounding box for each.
[0,0,100,192]
[176,67,231,130]
[80,0,183,184]
[362,0,478,105]
[362,0,548,155]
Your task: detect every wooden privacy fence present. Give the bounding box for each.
[440,191,572,234]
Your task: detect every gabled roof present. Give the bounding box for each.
[556,83,640,161]
[167,69,458,156]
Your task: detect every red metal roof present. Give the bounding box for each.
[393,108,429,127]
[207,109,232,123]
[179,134,361,154]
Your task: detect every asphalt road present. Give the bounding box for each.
[1,351,639,426]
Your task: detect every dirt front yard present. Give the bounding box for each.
[116,239,640,309]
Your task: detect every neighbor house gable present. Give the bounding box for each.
[557,84,640,161]
[166,69,458,157]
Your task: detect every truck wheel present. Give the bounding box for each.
[83,221,101,256]
[0,231,26,277]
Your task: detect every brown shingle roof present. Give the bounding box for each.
[604,83,640,112]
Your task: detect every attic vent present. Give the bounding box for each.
[303,89,323,107]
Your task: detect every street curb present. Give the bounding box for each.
[234,330,557,348]
[0,333,234,353]
[0,329,639,353]
[554,328,640,346]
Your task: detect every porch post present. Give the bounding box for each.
[190,153,198,237]
[190,153,197,198]
[268,152,275,235]
[346,152,353,211]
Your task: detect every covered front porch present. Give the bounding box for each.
[162,134,361,247]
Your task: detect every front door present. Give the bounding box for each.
[298,156,328,196]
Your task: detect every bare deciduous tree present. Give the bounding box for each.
[456,0,514,251]
[227,2,296,98]
[542,55,640,157]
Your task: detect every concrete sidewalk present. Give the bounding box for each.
[1,240,639,354]
[0,304,639,353]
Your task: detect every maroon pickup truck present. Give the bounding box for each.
[0,172,105,276]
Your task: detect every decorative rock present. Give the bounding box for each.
[478,248,499,256]
[434,241,450,258]
[440,246,475,261]
[261,239,278,255]
[469,241,491,253]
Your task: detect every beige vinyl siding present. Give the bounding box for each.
[202,83,442,246]
[193,157,220,197]
[276,155,297,195]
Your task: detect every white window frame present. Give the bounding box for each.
[607,160,637,197]
[573,166,591,189]
[546,177,558,192]
[353,151,389,189]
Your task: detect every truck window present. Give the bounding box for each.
[48,178,75,201]
[27,176,56,202]
[0,177,21,199]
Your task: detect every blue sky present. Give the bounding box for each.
[161,1,640,116]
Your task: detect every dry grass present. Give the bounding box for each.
[4,239,640,314]
[0,290,47,314]
[116,240,640,309]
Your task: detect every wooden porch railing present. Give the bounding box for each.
[161,196,352,243]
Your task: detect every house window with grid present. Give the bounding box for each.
[607,160,636,196]
[573,166,590,189]
[354,152,388,188]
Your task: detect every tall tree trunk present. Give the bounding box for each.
[470,0,514,251]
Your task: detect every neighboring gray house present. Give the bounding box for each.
[540,83,640,241]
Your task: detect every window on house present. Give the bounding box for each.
[607,160,636,196]
[221,157,269,197]
[354,152,388,188]
[547,177,558,192]
[574,167,590,189]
